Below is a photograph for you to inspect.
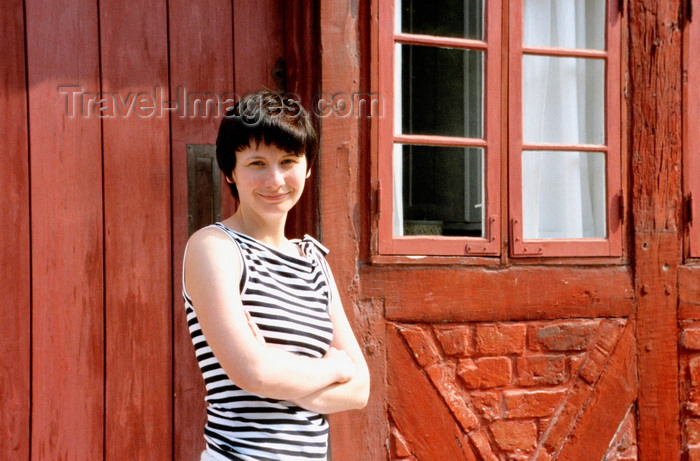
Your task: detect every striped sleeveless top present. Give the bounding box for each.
[183,223,335,461]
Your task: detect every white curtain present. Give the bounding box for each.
[522,0,607,239]
[393,40,405,236]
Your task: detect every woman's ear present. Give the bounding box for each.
[225,175,234,184]
[305,169,311,179]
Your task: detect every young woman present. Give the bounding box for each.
[183,91,370,461]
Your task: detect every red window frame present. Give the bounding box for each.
[685,1,700,258]
[508,0,623,258]
[375,0,502,256]
[374,0,623,258]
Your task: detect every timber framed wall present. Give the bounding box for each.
[321,0,697,459]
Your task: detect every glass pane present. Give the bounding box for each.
[522,55,605,145]
[523,0,605,50]
[398,0,484,40]
[394,144,484,237]
[398,44,483,138]
[522,151,606,239]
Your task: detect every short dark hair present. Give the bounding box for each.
[216,91,318,199]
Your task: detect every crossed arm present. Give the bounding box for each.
[184,227,370,414]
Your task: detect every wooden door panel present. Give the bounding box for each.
[100,0,173,458]
[168,0,235,458]
[25,0,105,459]
[0,0,30,459]
[387,319,637,460]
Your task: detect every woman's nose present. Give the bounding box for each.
[264,166,285,187]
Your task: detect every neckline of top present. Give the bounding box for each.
[214,222,315,264]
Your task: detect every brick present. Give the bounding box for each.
[504,389,567,418]
[489,420,538,452]
[604,407,637,461]
[425,363,479,432]
[689,445,700,461]
[507,454,531,461]
[434,325,472,356]
[470,390,502,421]
[399,325,441,368]
[578,320,624,384]
[468,429,499,461]
[690,357,700,387]
[457,357,512,389]
[533,450,553,461]
[683,326,700,350]
[688,389,700,416]
[529,320,599,352]
[568,353,585,377]
[515,354,567,386]
[475,323,527,355]
[688,419,700,445]
[541,382,590,452]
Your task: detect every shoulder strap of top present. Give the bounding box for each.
[299,235,334,307]
[300,234,330,256]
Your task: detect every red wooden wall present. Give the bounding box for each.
[4,0,700,460]
[2,1,304,460]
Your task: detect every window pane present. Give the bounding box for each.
[394,144,484,237]
[522,55,605,145]
[523,0,605,50]
[398,44,483,138]
[522,151,606,239]
[398,0,484,40]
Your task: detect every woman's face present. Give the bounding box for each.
[230,142,309,218]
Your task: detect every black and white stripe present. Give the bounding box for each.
[184,223,335,461]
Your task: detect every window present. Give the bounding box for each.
[376,0,623,258]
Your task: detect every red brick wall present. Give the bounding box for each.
[681,323,700,460]
[388,319,637,460]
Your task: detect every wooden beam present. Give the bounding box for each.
[319,1,386,460]
[361,265,635,322]
[629,1,683,458]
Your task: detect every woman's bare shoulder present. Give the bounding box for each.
[185,225,240,270]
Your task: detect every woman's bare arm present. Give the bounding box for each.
[288,266,370,414]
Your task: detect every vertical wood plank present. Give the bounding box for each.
[25,0,105,459]
[284,0,320,239]
[0,0,31,459]
[228,0,285,218]
[319,1,385,460]
[99,0,172,459]
[630,1,683,459]
[168,0,234,459]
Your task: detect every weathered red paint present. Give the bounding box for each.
[25,0,105,459]
[0,1,30,459]
[630,0,684,458]
[100,0,173,458]
[168,0,236,458]
[5,0,700,459]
